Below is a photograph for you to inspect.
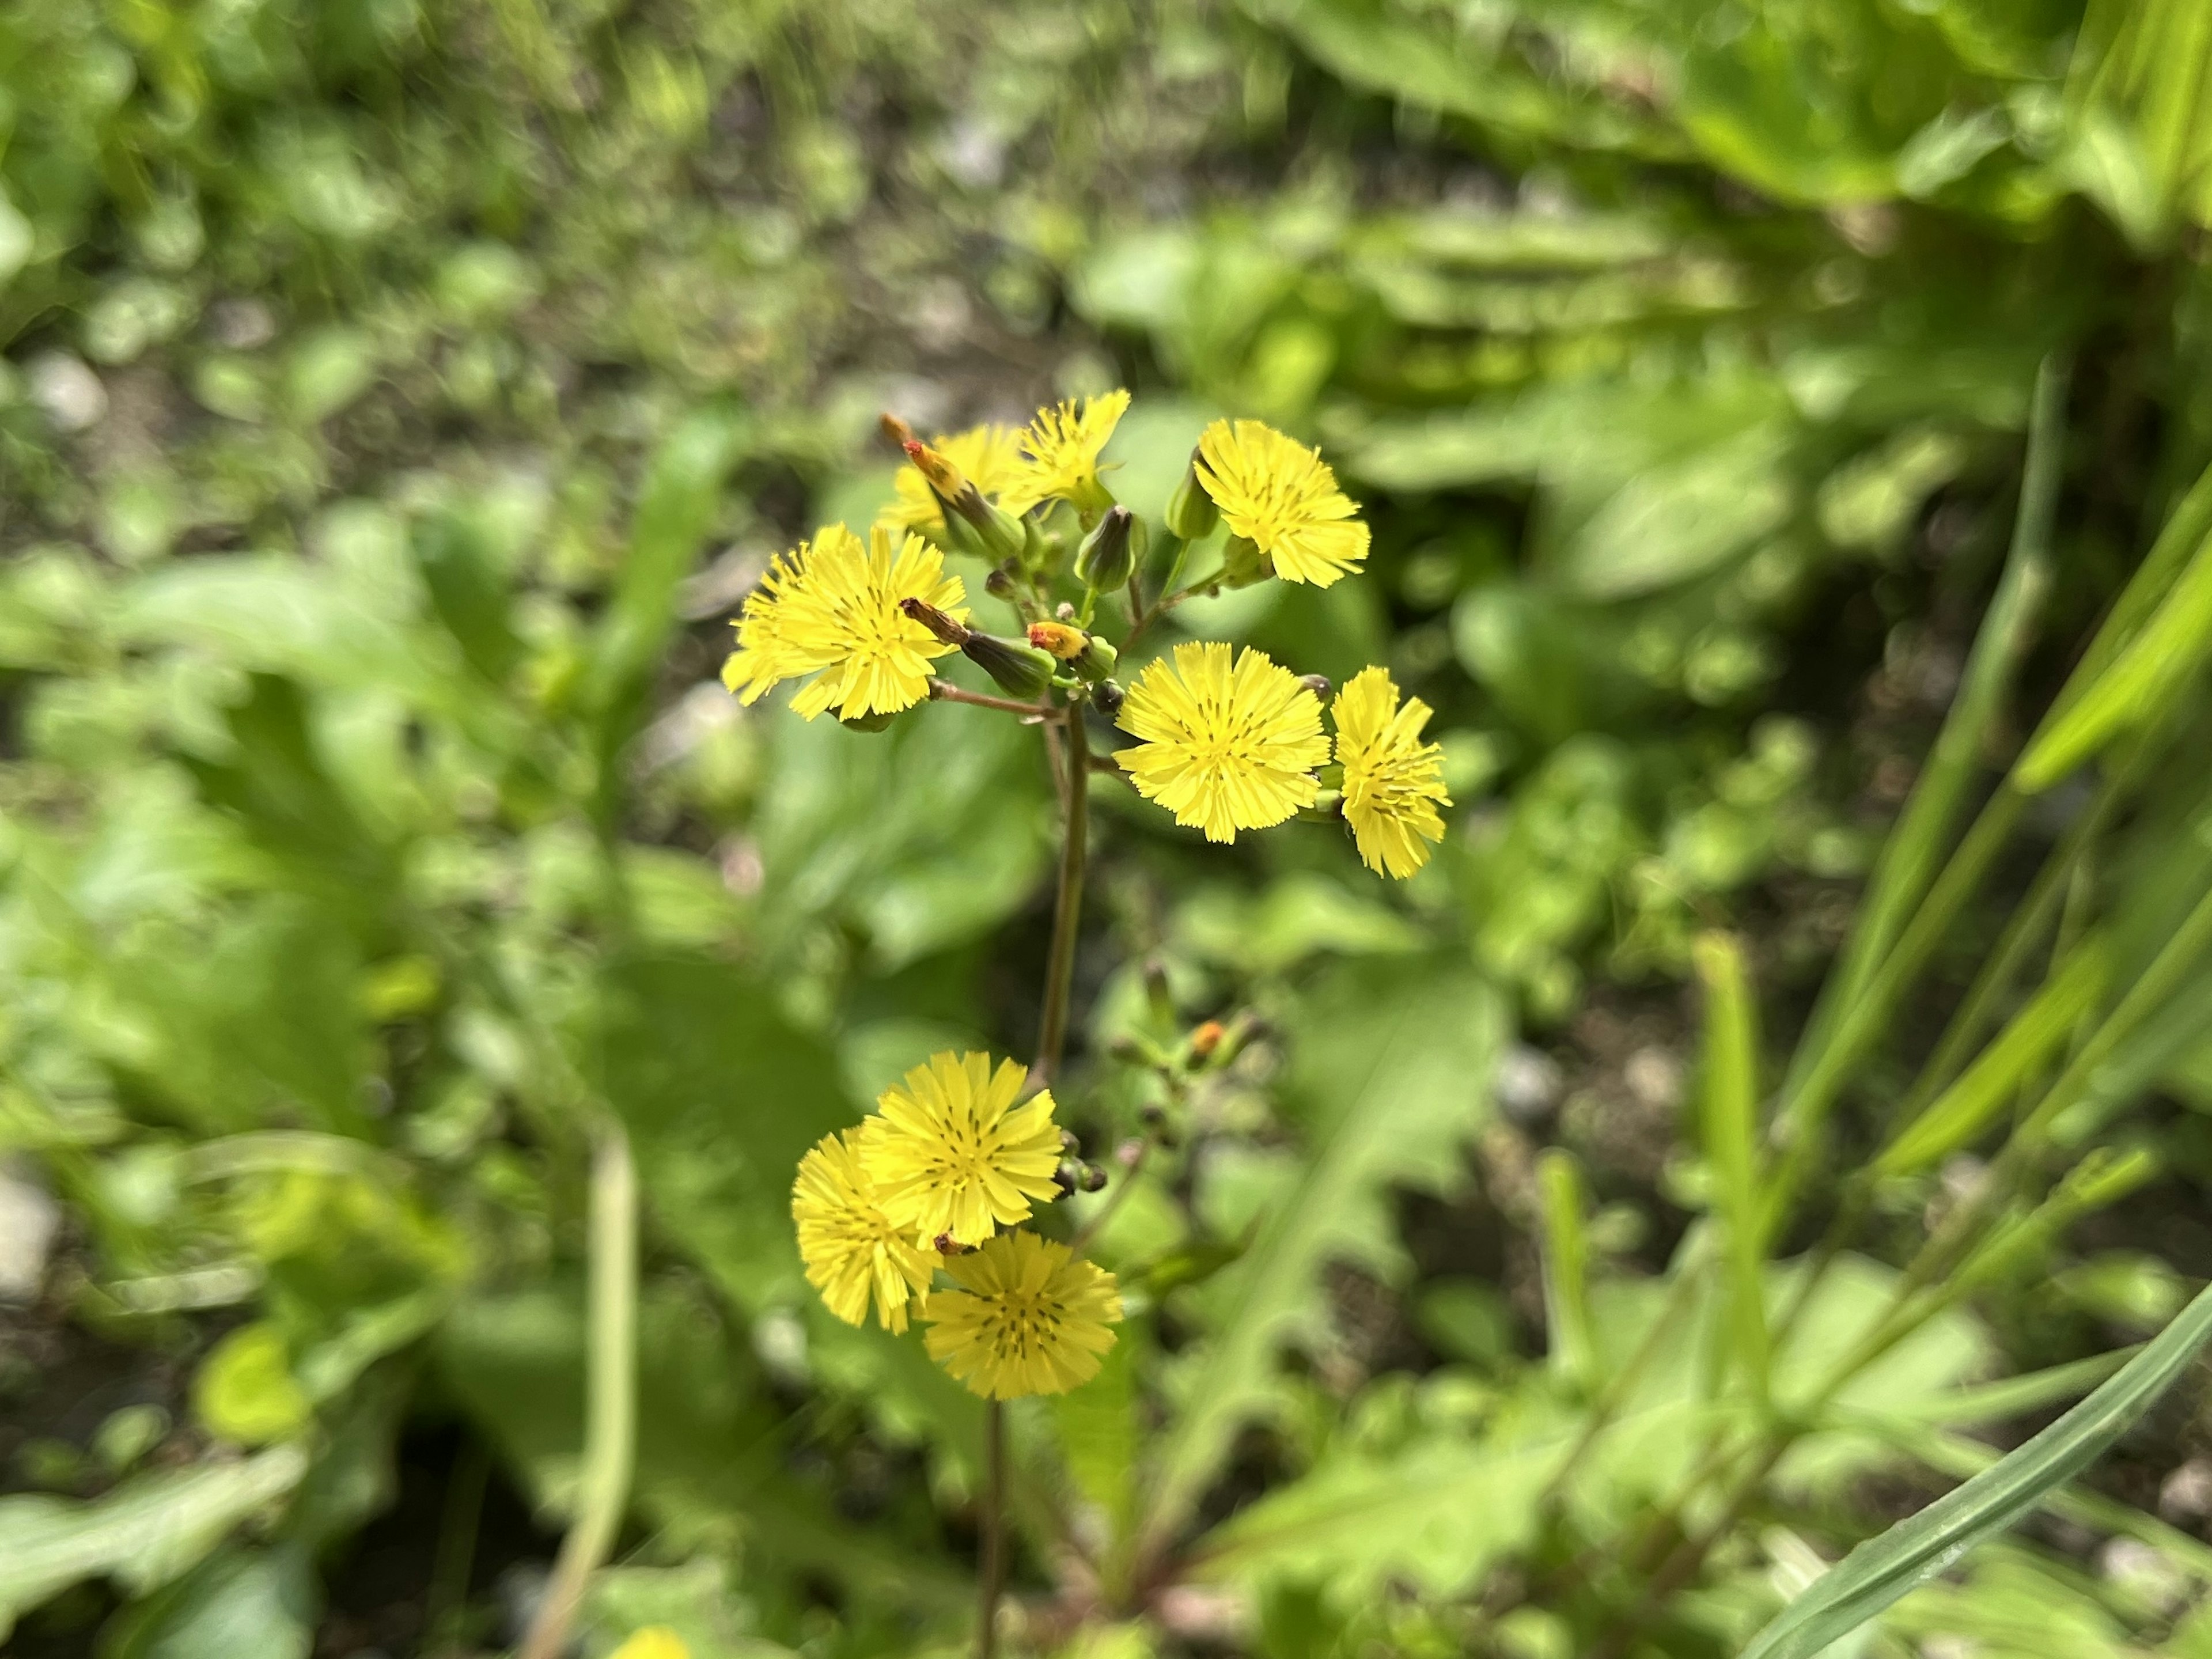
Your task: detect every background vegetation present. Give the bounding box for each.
[7,1,2212,1655]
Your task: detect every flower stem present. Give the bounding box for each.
[1036,704,1090,1081]
[518,1123,637,1659]
[932,681,1053,718]
[978,1398,1006,1659]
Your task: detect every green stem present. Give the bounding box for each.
[1036,705,1091,1081]
[518,1123,638,1659]
[978,1399,1005,1659]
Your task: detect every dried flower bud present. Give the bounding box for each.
[1188,1020,1225,1062]
[898,595,972,646]
[1165,448,1218,541]
[1075,505,1139,592]
[1298,673,1331,698]
[880,412,918,450]
[903,437,967,499]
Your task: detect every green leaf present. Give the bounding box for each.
[97,1546,316,1659]
[192,1323,311,1446]
[1694,933,1768,1397]
[1740,1279,2212,1659]
[1874,942,2109,1175]
[411,507,524,685]
[0,1446,307,1639]
[2014,481,2212,790]
[1537,1149,1594,1391]
[1137,958,1502,1555]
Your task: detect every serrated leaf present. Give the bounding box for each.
[1137,957,1502,1555]
[1740,1280,2212,1659]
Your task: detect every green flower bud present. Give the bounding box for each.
[1221,533,1273,588]
[1165,449,1219,541]
[1075,505,1141,592]
[961,632,1058,699]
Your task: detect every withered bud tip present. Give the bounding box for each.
[881,413,918,448]
[899,595,971,645]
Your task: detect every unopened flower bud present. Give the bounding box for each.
[1165,449,1218,541]
[1054,1159,1086,1197]
[1059,1127,1080,1152]
[985,566,1017,599]
[1109,1034,1150,1065]
[881,412,919,450]
[944,484,1027,563]
[1028,620,1088,661]
[1298,673,1331,698]
[1078,1161,1109,1194]
[961,632,1058,699]
[1139,1101,1180,1147]
[1187,1020,1225,1062]
[1221,533,1273,588]
[1076,505,1140,592]
[898,595,972,646]
[1092,679,1125,716]
[1143,957,1175,1024]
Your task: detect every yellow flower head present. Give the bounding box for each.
[609,1628,690,1659]
[885,425,1024,532]
[923,1230,1123,1399]
[1000,389,1131,517]
[1195,419,1370,588]
[793,1127,942,1334]
[1115,642,1330,843]
[1332,666,1452,878]
[720,524,967,721]
[862,1051,1063,1247]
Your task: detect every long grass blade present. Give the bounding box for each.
[1538,1150,1594,1392]
[1740,1279,2212,1659]
[1694,933,1768,1399]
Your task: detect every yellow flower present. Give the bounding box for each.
[1195,419,1370,587]
[792,1127,942,1334]
[1001,389,1131,517]
[923,1230,1122,1400]
[863,1052,1063,1247]
[884,425,1024,532]
[1114,642,1330,842]
[609,1628,690,1659]
[720,525,967,721]
[1332,666,1452,878]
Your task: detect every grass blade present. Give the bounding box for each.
[1740,1279,2212,1659]
[1694,933,1768,1399]
[2014,457,2212,790]
[1539,1150,1594,1392]
[1872,941,2109,1176]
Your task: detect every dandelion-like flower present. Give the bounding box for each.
[720,525,967,721]
[793,1127,942,1334]
[885,425,1024,532]
[1115,642,1330,842]
[1195,419,1370,587]
[923,1230,1123,1400]
[863,1051,1063,1246]
[1332,666,1452,878]
[1001,390,1131,517]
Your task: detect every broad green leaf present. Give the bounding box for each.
[1137,958,1502,1555]
[98,1546,316,1659]
[192,1323,310,1445]
[1874,941,2109,1175]
[1739,1279,2212,1659]
[1694,933,1767,1396]
[1188,1433,1554,1600]
[0,1446,307,1639]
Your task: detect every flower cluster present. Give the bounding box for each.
[723,393,1456,877]
[792,1051,1123,1400]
